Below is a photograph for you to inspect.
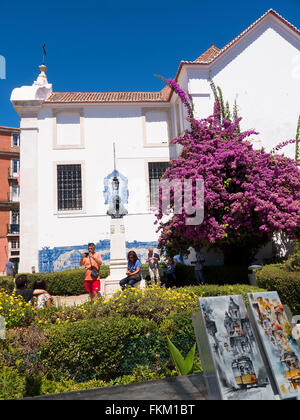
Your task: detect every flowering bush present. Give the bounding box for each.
[155,79,300,264]
[0,291,35,328]
[89,285,199,324]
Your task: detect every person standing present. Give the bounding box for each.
[146,246,160,285]
[80,243,102,302]
[5,260,14,277]
[120,251,141,290]
[161,257,176,288]
[191,246,206,285]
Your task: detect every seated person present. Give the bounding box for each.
[161,257,176,288]
[173,253,184,265]
[32,279,54,308]
[14,274,52,306]
[120,251,141,290]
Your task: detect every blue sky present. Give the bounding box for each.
[1,0,300,127]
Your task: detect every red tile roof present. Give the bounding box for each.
[45,10,300,105]
[194,45,220,63]
[182,9,300,67]
[46,87,171,104]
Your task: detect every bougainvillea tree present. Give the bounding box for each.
[155,78,300,265]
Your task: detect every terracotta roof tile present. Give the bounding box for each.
[46,10,300,105]
[194,45,220,63]
[181,9,300,66]
[46,90,170,104]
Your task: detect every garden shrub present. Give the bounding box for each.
[89,286,199,324]
[0,277,14,293]
[283,251,300,272]
[182,284,266,301]
[0,290,35,328]
[0,266,110,296]
[40,316,158,382]
[0,366,25,400]
[256,264,300,314]
[40,365,165,396]
[174,263,249,286]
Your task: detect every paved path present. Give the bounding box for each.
[53,294,90,307]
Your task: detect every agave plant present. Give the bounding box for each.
[167,337,196,376]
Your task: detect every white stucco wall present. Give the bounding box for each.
[185,16,300,159]
[35,104,170,266]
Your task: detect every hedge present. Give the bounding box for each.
[40,316,158,382]
[173,264,249,286]
[0,266,110,296]
[0,264,250,296]
[256,264,300,314]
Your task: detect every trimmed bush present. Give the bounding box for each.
[0,264,250,296]
[173,263,249,286]
[0,366,25,400]
[0,277,14,293]
[0,266,110,296]
[182,284,266,300]
[256,264,300,314]
[40,316,158,382]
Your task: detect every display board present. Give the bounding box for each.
[247,291,300,399]
[196,295,275,400]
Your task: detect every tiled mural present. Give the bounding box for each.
[39,240,158,273]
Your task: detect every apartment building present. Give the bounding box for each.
[0,126,20,274]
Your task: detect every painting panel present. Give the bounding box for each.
[247,291,300,399]
[198,295,275,400]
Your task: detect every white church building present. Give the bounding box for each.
[11,9,300,273]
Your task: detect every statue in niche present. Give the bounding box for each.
[104,143,128,219]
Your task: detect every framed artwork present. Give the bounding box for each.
[196,295,275,400]
[247,291,300,399]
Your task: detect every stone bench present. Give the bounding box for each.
[133,278,146,289]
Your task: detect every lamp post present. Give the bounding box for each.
[103,143,128,297]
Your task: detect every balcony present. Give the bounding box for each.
[9,243,20,258]
[0,192,20,209]
[8,168,19,182]
[7,224,20,236]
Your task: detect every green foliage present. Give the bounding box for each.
[167,337,196,376]
[284,251,300,272]
[183,284,265,300]
[174,263,249,286]
[0,266,110,296]
[0,290,35,328]
[0,277,14,293]
[0,283,265,398]
[89,286,199,324]
[256,264,300,314]
[40,316,158,382]
[0,366,25,400]
[40,365,165,396]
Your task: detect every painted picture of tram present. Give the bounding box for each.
[248,291,300,399]
[232,356,258,388]
[199,295,274,400]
